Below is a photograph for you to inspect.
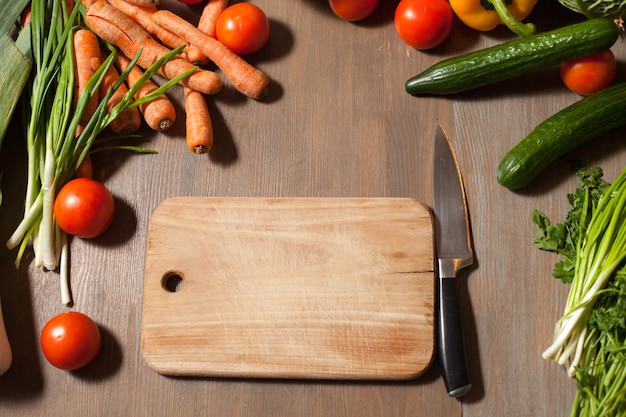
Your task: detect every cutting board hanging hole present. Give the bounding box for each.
[161,271,184,293]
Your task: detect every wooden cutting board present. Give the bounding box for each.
[141,197,435,380]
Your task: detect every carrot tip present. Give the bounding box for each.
[256,87,269,100]
[154,118,175,132]
[193,145,209,154]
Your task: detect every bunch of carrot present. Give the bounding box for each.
[82,0,271,154]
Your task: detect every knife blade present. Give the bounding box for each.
[433,125,473,398]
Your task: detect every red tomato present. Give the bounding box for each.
[41,312,101,371]
[328,0,379,22]
[54,178,115,239]
[216,3,270,55]
[559,50,616,96]
[394,0,453,50]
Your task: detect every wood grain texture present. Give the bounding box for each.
[0,0,622,416]
[142,197,434,379]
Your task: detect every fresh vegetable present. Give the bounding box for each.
[74,152,93,179]
[449,0,537,36]
[85,0,222,95]
[0,13,33,365]
[497,82,626,189]
[0,2,31,291]
[73,29,101,123]
[53,178,115,239]
[106,0,208,66]
[40,311,101,371]
[184,87,214,154]
[394,0,453,50]
[0,0,33,205]
[559,49,616,96]
[115,53,177,132]
[557,0,626,19]
[153,10,270,100]
[120,0,161,7]
[7,0,194,306]
[99,52,142,135]
[533,165,626,417]
[215,2,270,55]
[328,0,379,22]
[10,0,94,274]
[405,19,620,95]
[198,0,229,38]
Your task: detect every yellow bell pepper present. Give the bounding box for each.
[450,0,538,36]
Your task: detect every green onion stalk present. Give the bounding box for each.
[5,0,196,305]
[533,166,626,417]
[570,268,626,417]
[542,168,626,373]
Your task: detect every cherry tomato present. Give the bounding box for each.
[216,3,270,55]
[54,178,115,239]
[328,0,379,22]
[394,0,453,50]
[559,50,616,96]
[41,312,101,371]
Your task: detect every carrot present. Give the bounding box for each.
[120,0,162,7]
[74,153,93,179]
[183,87,213,154]
[21,4,31,27]
[106,0,209,66]
[73,125,93,179]
[99,51,142,135]
[197,0,229,38]
[85,0,222,95]
[73,29,101,123]
[152,10,269,100]
[115,53,177,131]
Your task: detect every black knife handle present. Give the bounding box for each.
[438,277,471,397]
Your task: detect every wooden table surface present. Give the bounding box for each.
[1,0,624,416]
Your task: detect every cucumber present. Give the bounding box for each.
[497,82,626,189]
[405,19,619,95]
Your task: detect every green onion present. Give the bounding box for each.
[534,165,626,417]
[542,168,626,374]
[6,0,196,305]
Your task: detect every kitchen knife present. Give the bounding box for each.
[433,125,473,397]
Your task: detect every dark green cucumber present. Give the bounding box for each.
[497,82,626,189]
[405,19,619,95]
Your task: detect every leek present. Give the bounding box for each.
[0,0,32,205]
[0,0,33,380]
